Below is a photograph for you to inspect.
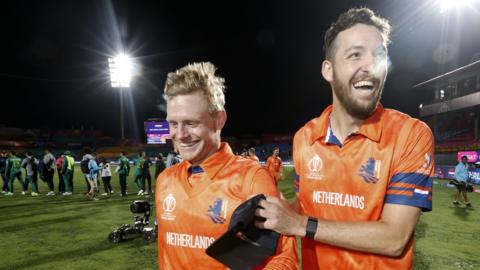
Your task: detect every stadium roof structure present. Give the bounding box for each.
[416,59,480,117]
[413,59,480,89]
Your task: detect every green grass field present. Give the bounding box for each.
[0,166,479,269]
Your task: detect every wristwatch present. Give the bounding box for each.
[306,217,318,239]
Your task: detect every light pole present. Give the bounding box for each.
[108,54,133,140]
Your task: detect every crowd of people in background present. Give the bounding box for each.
[0,148,171,200]
[0,146,285,200]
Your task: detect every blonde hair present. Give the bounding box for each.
[164,62,226,114]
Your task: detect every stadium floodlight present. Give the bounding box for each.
[108,53,133,88]
[438,0,474,13]
[108,53,134,140]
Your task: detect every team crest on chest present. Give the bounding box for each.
[306,154,324,180]
[161,193,176,221]
[207,198,228,224]
[358,158,381,184]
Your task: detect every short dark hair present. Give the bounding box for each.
[462,156,468,160]
[324,7,391,60]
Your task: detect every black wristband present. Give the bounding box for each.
[306,217,318,239]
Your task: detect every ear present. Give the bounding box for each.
[321,59,333,83]
[214,110,227,131]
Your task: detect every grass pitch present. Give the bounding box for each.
[0,166,479,269]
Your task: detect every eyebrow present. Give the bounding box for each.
[343,45,365,54]
[343,44,387,55]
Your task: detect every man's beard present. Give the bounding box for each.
[332,72,383,120]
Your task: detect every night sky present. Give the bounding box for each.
[2,0,480,140]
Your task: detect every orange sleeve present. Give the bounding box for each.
[250,169,299,270]
[276,158,283,176]
[249,168,278,196]
[292,130,304,195]
[265,157,272,170]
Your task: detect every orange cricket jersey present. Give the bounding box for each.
[155,143,298,270]
[265,155,283,182]
[293,104,434,269]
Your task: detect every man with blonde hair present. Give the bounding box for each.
[155,62,297,269]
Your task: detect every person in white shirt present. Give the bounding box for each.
[99,157,113,196]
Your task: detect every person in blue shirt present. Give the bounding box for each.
[454,156,472,207]
[86,153,100,200]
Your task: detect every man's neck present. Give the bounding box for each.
[330,105,364,144]
[190,141,222,167]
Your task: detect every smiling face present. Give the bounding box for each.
[322,23,388,119]
[166,91,226,166]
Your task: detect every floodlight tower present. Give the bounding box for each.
[438,0,475,13]
[108,54,133,140]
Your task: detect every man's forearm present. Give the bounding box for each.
[308,219,411,256]
[257,197,421,257]
[297,204,421,257]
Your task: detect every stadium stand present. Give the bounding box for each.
[415,59,480,160]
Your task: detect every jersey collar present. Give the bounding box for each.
[182,142,234,180]
[309,104,384,145]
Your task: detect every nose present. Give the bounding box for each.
[360,54,375,74]
[361,53,386,78]
[174,124,189,141]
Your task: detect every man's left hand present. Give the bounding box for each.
[255,195,307,237]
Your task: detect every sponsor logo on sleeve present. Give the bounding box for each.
[416,153,433,174]
[423,153,432,169]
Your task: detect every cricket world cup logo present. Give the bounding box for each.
[161,193,176,221]
[306,154,323,180]
[163,193,176,212]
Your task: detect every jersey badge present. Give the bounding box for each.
[359,158,381,184]
[161,193,176,221]
[306,154,324,180]
[207,198,227,224]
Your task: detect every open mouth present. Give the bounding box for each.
[352,80,375,91]
[178,142,198,149]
